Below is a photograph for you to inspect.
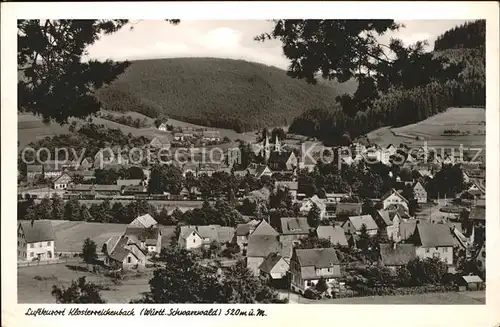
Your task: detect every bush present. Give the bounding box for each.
[303,288,322,300]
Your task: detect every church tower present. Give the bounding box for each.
[274,134,281,153]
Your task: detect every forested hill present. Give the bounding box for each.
[287,20,486,145]
[95,57,355,132]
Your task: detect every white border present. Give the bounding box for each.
[2,2,499,327]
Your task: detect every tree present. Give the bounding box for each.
[307,203,321,228]
[148,164,183,195]
[357,224,370,254]
[51,194,65,220]
[18,19,179,123]
[38,197,53,219]
[51,277,105,303]
[82,238,98,267]
[296,235,331,249]
[315,277,328,293]
[64,198,80,221]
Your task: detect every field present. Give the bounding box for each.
[18,220,176,253]
[297,291,485,304]
[367,107,486,149]
[18,110,257,149]
[18,263,151,303]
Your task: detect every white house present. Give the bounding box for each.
[18,220,55,261]
[300,195,326,219]
[158,123,168,131]
[102,235,147,270]
[178,227,204,250]
[381,189,409,211]
[409,222,455,265]
[342,215,379,237]
[290,248,341,294]
[259,252,290,281]
[53,172,73,190]
[413,181,428,203]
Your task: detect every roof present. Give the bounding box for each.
[379,243,417,266]
[178,225,234,244]
[117,179,142,187]
[347,215,378,231]
[68,184,94,192]
[259,253,287,274]
[251,220,279,237]
[462,275,483,283]
[280,217,310,235]
[398,221,418,240]
[235,223,251,236]
[316,226,348,246]
[19,220,55,243]
[335,202,363,216]
[254,164,271,177]
[128,214,158,229]
[381,189,409,204]
[125,226,160,243]
[377,210,393,226]
[103,235,121,255]
[247,234,280,257]
[217,226,236,244]
[295,248,340,268]
[469,206,485,221]
[413,222,455,247]
[202,130,220,138]
[275,181,298,191]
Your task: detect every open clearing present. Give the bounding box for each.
[297,291,485,304]
[18,220,176,253]
[18,263,151,303]
[18,110,256,149]
[367,107,486,149]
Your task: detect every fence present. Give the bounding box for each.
[17,257,81,268]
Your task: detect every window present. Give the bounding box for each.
[426,248,430,253]
[443,247,448,252]
[30,252,34,257]
[30,244,34,248]
[193,239,196,243]
[47,241,51,246]
[127,257,131,263]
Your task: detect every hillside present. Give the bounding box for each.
[95,57,354,132]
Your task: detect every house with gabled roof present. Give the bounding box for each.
[158,122,168,131]
[128,214,158,229]
[280,217,311,243]
[246,234,292,276]
[381,189,409,211]
[300,195,327,220]
[274,181,299,201]
[18,220,55,261]
[150,135,172,149]
[259,252,290,282]
[413,181,427,203]
[233,219,261,250]
[342,214,378,237]
[268,151,298,172]
[102,235,147,270]
[407,222,455,265]
[53,172,73,190]
[178,225,235,250]
[290,248,341,294]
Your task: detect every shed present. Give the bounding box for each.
[457,275,484,291]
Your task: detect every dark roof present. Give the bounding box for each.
[280,217,310,235]
[125,227,160,243]
[335,203,362,216]
[379,243,417,266]
[413,222,455,247]
[469,206,485,221]
[235,224,251,236]
[295,248,340,268]
[19,220,55,243]
[259,252,285,274]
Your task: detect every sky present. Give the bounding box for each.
[86,20,469,69]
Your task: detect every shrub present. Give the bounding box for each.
[303,288,321,300]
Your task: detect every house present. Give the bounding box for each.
[17,220,55,261]
[53,173,73,190]
[158,123,168,131]
[102,235,147,270]
[408,222,455,265]
[342,215,378,237]
[469,206,486,224]
[173,132,185,141]
[244,164,273,179]
[178,225,235,250]
[259,252,290,282]
[26,165,43,183]
[413,181,427,203]
[150,135,172,149]
[268,151,298,171]
[389,220,418,242]
[325,193,349,204]
[416,169,433,179]
[201,130,221,142]
[280,217,311,243]
[274,181,299,201]
[290,248,341,294]
[300,195,326,220]
[129,214,158,229]
[233,219,261,250]
[467,181,485,198]
[381,189,409,211]
[78,158,92,170]
[42,161,66,179]
[379,243,417,270]
[386,144,397,156]
[335,202,363,218]
[124,226,162,254]
[457,275,484,291]
[316,225,348,246]
[247,234,292,275]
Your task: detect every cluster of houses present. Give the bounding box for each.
[157,124,222,145]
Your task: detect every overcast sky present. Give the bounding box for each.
[86,20,469,69]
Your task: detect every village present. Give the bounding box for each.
[17,124,486,304]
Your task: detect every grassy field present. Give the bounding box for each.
[18,110,256,149]
[297,291,485,304]
[367,107,486,149]
[17,263,151,303]
[18,220,176,253]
